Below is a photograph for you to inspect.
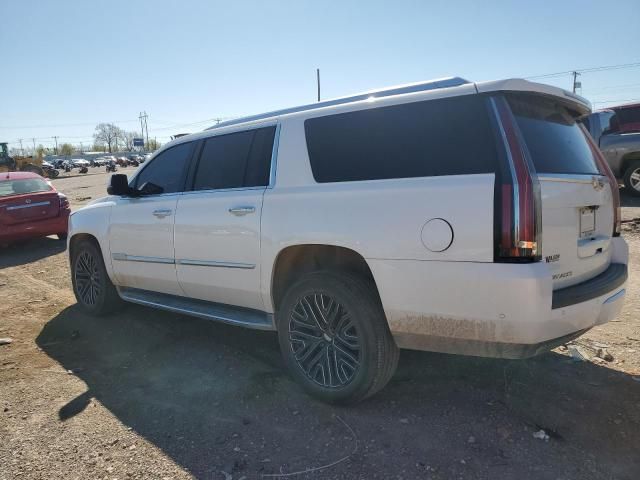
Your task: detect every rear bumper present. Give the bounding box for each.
[0,211,69,243]
[368,237,629,359]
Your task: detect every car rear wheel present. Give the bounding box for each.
[623,160,640,197]
[71,239,123,316]
[276,271,399,404]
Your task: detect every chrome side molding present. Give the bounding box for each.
[112,253,255,269]
[111,253,175,264]
[177,259,256,269]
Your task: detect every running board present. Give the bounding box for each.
[117,287,275,331]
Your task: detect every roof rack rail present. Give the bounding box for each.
[206,76,471,130]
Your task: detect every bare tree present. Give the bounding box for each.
[119,130,138,151]
[93,123,121,153]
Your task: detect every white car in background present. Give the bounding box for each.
[67,77,628,404]
[71,159,90,168]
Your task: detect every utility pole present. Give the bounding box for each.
[32,138,36,155]
[139,111,149,151]
[53,136,59,155]
[572,71,581,93]
[80,142,83,153]
[316,68,321,102]
[144,111,149,150]
[18,139,24,156]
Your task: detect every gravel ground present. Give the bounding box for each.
[0,173,639,479]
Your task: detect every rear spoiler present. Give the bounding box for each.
[475,79,591,115]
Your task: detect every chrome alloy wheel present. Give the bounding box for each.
[74,251,101,306]
[288,293,361,388]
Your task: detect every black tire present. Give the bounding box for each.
[71,239,124,316]
[276,271,399,404]
[57,232,68,241]
[623,160,640,197]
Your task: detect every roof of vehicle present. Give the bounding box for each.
[205,76,471,131]
[1,171,44,181]
[157,77,592,154]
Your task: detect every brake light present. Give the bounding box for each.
[581,126,621,237]
[58,193,70,210]
[489,96,542,261]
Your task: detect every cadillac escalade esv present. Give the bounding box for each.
[68,77,628,403]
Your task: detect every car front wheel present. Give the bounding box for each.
[71,239,123,316]
[277,271,399,404]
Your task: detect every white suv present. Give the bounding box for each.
[68,77,628,404]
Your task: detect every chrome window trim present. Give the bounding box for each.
[116,192,184,201]
[177,259,256,269]
[180,186,265,197]
[538,173,605,184]
[5,200,51,211]
[112,253,175,264]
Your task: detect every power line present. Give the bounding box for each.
[0,118,140,129]
[525,61,640,80]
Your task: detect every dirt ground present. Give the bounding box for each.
[1,171,639,480]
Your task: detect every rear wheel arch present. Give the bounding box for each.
[270,244,383,313]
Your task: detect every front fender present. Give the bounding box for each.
[68,199,115,281]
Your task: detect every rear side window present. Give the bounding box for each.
[135,142,194,193]
[193,126,275,191]
[304,94,498,183]
[506,94,599,175]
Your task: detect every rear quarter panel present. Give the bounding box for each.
[260,118,496,312]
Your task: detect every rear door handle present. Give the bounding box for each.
[152,209,172,218]
[229,206,256,216]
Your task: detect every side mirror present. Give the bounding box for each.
[107,174,130,195]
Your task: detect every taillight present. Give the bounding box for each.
[58,193,70,210]
[581,126,621,237]
[489,96,542,262]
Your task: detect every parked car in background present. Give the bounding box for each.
[71,159,90,168]
[116,157,129,166]
[581,103,640,195]
[50,159,66,169]
[0,172,70,244]
[68,77,627,404]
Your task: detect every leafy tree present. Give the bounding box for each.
[59,143,74,155]
[147,138,161,151]
[35,145,47,158]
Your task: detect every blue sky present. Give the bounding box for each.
[2,0,639,151]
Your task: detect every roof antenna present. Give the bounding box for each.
[316,68,321,102]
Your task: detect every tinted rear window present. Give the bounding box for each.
[305,94,498,183]
[0,178,52,197]
[507,94,599,175]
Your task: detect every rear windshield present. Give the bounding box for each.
[507,93,599,175]
[0,178,52,197]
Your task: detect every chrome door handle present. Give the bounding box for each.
[229,206,255,216]
[152,209,172,218]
